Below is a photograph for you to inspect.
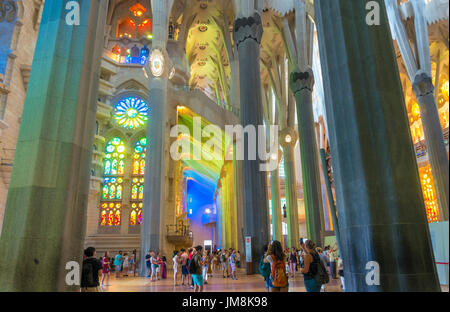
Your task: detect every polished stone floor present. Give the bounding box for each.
[100,268,344,292]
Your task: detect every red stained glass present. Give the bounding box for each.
[101,210,107,226]
[114,210,121,226]
[107,210,114,226]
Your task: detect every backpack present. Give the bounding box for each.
[259,256,271,278]
[188,257,197,274]
[310,253,329,285]
[270,259,288,288]
[315,257,330,285]
[81,261,95,287]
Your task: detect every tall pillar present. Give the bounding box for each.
[270,166,283,243]
[413,72,449,221]
[289,67,325,245]
[233,142,245,254]
[315,0,440,291]
[0,0,108,291]
[233,12,269,273]
[280,129,300,248]
[319,148,341,253]
[140,0,173,276]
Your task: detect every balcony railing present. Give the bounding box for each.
[166,224,193,247]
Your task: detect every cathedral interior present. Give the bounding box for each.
[0,0,448,292]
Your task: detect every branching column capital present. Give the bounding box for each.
[412,70,434,97]
[289,66,315,95]
[233,13,263,48]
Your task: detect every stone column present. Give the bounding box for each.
[413,71,449,221]
[0,0,108,291]
[233,141,245,254]
[140,0,173,276]
[319,148,341,253]
[280,129,300,248]
[270,164,283,243]
[315,0,440,291]
[289,67,325,245]
[233,12,270,273]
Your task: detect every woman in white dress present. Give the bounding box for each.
[172,251,180,286]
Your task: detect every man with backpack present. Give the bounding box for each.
[190,245,204,292]
[81,247,102,292]
[300,240,329,292]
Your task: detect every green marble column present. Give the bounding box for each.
[315,0,440,291]
[0,0,108,291]
[270,167,283,243]
[289,67,325,245]
[281,132,300,248]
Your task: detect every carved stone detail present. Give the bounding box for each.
[233,13,263,48]
[412,70,434,97]
[289,66,315,94]
[0,0,17,23]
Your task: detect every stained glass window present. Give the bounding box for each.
[114,97,149,130]
[130,138,147,225]
[100,203,122,226]
[100,137,125,227]
[419,166,440,223]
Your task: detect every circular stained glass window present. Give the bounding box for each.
[114,97,149,130]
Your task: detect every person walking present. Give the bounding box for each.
[113,251,123,279]
[220,250,228,278]
[300,240,322,292]
[264,241,289,292]
[101,251,111,287]
[150,252,158,282]
[161,255,167,279]
[202,250,209,284]
[81,247,102,292]
[173,250,180,286]
[236,251,241,268]
[229,250,238,280]
[145,251,151,278]
[122,253,129,277]
[207,251,213,278]
[180,249,189,286]
[259,245,271,292]
[288,247,298,279]
[191,246,204,292]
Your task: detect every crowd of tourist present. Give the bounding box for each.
[170,246,242,292]
[259,240,345,292]
[80,240,344,293]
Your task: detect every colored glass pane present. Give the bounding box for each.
[130,210,137,226]
[101,211,107,226]
[114,97,149,130]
